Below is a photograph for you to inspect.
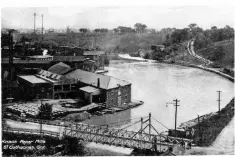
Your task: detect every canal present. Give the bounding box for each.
[85,61,234,154]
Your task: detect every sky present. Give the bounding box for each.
[1,6,235,30]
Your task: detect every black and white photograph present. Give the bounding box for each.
[1,0,234,156]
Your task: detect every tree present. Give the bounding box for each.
[116,26,135,33]
[134,23,147,33]
[188,23,198,31]
[94,29,101,33]
[62,136,85,156]
[79,28,88,33]
[38,103,53,120]
[113,28,119,33]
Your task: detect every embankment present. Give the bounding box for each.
[180,98,234,146]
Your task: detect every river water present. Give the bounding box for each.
[85,61,234,155]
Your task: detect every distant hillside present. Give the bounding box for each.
[196,39,234,68]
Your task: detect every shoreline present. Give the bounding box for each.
[116,55,234,148]
[115,54,234,83]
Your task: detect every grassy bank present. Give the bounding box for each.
[180,98,234,146]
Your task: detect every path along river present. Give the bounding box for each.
[84,61,234,155]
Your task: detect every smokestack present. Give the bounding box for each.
[97,78,100,88]
[34,13,36,34]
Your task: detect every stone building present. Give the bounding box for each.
[16,68,132,108]
[83,51,105,70]
[66,69,131,108]
[17,69,78,100]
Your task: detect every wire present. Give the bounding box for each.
[152,116,169,130]
[99,116,148,127]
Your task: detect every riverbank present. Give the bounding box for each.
[180,98,234,147]
[117,54,234,148]
[117,54,234,83]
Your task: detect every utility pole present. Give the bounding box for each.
[41,14,44,40]
[149,113,151,134]
[167,99,180,136]
[34,13,36,34]
[7,29,15,100]
[173,99,180,134]
[217,91,221,113]
[40,100,43,138]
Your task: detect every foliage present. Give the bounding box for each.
[62,136,85,156]
[79,28,89,33]
[38,103,53,120]
[134,23,147,33]
[94,28,108,33]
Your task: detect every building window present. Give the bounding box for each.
[71,84,76,91]
[118,88,121,96]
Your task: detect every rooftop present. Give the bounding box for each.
[18,75,49,84]
[48,62,71,75]
[28,55,53,59]
[66,69,131,90]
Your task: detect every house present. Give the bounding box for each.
[83,51,105,70]
[65,69,131,108]
[52,56,86,69]
[17,69,78,100]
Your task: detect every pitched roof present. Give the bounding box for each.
[66,69,131,90]
[48,62,71,75]
[18,75,49,84]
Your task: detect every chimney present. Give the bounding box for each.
[97,78,100,88]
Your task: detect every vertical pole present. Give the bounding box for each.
[8,30,13,98]
[40,100,43,138]
[34,13,36,34]
[217,91,221,113]
[140,117,143,148]
[41,14,43,40]
[149,113,151,135]
[173,99,180,137]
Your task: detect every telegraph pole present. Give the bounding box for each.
[34,13,36,34]
[217,91,221,113]
[167,99,180,135]
[173,99,180,133]
[41,14,44,40]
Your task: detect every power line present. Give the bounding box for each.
[99,116,148,127]
[152,116,169,130]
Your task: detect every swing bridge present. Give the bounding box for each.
[64,113,193,152]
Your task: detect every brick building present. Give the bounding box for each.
[16,68,131,108]
[66,69,131,108]
[17,69,78,100]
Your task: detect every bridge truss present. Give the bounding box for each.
[64,113,193,152]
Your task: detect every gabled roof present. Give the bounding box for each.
[66,69,131,90]
[48,62,71,75]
